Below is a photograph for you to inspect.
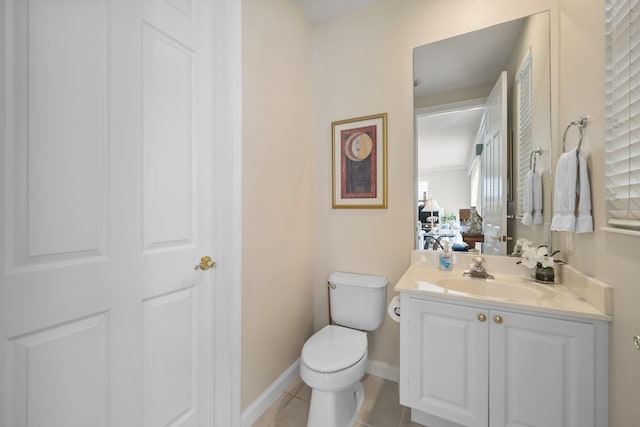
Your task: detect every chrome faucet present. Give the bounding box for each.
[463,256,494,279]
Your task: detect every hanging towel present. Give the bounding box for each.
[521,170,543,226]
[550,148,578,232]
[550,148,593,233]
[521,170,534,225]
[575,151,593,233]
[532,171,543,225]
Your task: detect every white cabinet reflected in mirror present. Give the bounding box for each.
[414,11,551,255]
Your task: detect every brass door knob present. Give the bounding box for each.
[477,313,487,322]
[494,315,504,324]
[198,256,216,271]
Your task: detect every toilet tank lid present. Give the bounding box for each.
[328,272,388,288]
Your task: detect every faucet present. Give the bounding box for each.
[463,256,495,279]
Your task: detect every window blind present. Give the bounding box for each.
[516,50,533,216]
[417,181,429,203]
[605,0,640,229]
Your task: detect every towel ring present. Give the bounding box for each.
[562,116,588,154]
[529,148,543,172]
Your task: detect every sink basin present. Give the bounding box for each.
[434,277,556,300]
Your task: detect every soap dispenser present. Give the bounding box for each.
[439,241,453,271]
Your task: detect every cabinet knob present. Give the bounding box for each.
[477,313,487,322]
[494,315,504,324]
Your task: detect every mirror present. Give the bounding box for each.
[414,11,551,255]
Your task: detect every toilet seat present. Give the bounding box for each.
[301,325,367,373]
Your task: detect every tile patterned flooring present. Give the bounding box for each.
[252,374,424,427]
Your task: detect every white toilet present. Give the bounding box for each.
[300,271,388,427]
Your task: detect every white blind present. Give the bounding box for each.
[605,0,640,229]
[417,181,429,203]
[516,50,533,216]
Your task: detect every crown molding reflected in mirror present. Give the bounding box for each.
[414,11,552,255]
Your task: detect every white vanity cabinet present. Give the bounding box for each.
[399,294,608,427]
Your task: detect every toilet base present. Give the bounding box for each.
[306,381,364,427]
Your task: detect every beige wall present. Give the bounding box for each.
[241,0,315,410]
[420,167,471,220]
[312,0,556,376]
[243,0,640,424]
[557,1,640,425]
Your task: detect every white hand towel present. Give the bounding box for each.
[521,170,534,225]
[532,171,543,225]
[575,150,593,233]
[550,148,578,232]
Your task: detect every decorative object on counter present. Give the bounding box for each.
[438,241,453,271]
[535,265,556,283]
[517,244,565,283]
[511,238,533,256]
[466,206,483,234]
[331,113,387,208]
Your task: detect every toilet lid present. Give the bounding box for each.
[302,325,367,373]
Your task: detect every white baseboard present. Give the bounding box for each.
[240,358,301,427]
[366,360,400,383]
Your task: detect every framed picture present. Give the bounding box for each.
[332,113,387,208]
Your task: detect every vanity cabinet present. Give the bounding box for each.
[399,294,608,427]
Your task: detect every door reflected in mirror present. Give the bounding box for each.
[414,11,551,255]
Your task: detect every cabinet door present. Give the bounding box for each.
[489,311,595,427]
[408,299,489,427]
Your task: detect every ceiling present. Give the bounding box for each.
[413,19,523,99]
[415,18,525,171]
[417,107,484,171]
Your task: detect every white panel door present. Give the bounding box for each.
[407,298,489,427]
[482,71,508,255]
[0,0,214,425]
[489,311,596,427]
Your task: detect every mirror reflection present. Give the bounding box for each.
[414,11,551,255]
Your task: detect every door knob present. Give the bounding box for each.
[198,256,216,271]
[477,313,487,322]
[494,315,504,324]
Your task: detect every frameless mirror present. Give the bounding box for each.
[414,11,551,255]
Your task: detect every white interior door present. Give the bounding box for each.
[481,71,508,255]
[1,0,214,425]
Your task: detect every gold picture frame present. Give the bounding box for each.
[331,113,387,209]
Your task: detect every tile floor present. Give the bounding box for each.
[252,373,424,427]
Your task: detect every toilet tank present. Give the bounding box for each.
[328,272,389,331]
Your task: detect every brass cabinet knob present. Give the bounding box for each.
[477,313,487,322]
[198,256,216,271]
[494,315,504,324]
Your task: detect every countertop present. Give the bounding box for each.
[394,252,612,322]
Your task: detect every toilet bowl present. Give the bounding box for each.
[300,325,368,427]
[300,272,388,427]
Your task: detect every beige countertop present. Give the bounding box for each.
[394,251,612,322]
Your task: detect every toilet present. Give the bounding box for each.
[300,271,388,427]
